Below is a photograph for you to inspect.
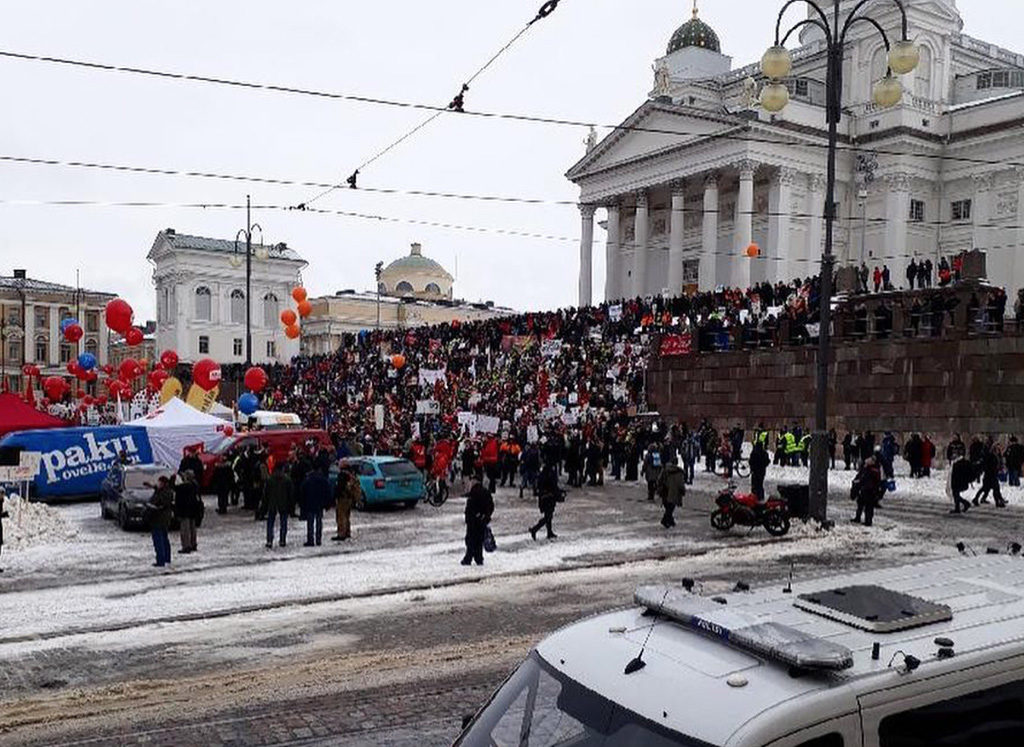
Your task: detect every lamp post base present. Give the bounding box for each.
[808,431,830,523]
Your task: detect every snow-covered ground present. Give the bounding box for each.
[0,494,79,551]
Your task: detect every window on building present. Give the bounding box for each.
[395,281,414,295]
[85,339,98,357]
[35,337,48,363]
[230,289,246,324]
[58,307,71,325]
[914,46,932,99]
[425,283,442,295]
[795,78,809,97]
[909,199,925,223]
[7,340,21,364]
[59,342,72,364]
[195,286,212,321]
[34,306,49,329]
[198,335,210,355]
[952,199,972,222]
[4,306,21,326]
[85,311,99,332]
[977,71,991,90]
[233,338,243,357]
[266,340,277,359]
[992,70,1010,88]
[1012,70,1024,88]
[262,293,279,327]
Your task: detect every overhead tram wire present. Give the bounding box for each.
[2,196,1023,267]
[294,0,566,209]
[4,41,1024,173]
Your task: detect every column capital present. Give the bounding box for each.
[884,171,913,193]
[1010,166,1024,186]
[579,203,597,219]
[732,159,759,180]
[635,190,649,209]
[670,179,687,198]
[703,171,720,189]
[808,172,828,193]
[971,172,995,191]
[773,166,799,188]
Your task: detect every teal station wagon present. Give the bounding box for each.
[332,456,425,509]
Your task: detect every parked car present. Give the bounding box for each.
[100,463,176,531]
[331,456,424,509]
[197,428,334,490]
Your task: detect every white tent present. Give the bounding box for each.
[129,397,231,467]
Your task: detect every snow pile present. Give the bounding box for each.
[0,494,79,551]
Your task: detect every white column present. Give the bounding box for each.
[806,173,826,283]
[700,173,719,291]
[22,302,34,366]
[884,172,911,288]
[175,280,190,359]
[48,304,60,365]
[632,190,649,298]
[732,160,756,289]
[604,202,621,302]
[668,181,687,296]
[578,204,596,307]
[767,168,796,283]
[971,172,993,258]
[1013,168,1024,301]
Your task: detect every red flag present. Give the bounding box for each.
[659,334,693,357]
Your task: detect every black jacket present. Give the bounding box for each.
[173,481,202,520]
[464,483,494,528]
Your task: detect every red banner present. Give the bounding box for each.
[659,333,693,357]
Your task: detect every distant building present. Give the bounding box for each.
[302,243,512,355]
[568,0,1024,303]
[0,269,115,393]
[148,229,307,365]
[108,320,157,369]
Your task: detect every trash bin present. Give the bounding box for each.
[778,483,809,520]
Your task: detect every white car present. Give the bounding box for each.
[455,555,1024,746]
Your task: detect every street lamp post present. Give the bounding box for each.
[374,261,384,331]
[761,0,918,521]
[233,195,266,366]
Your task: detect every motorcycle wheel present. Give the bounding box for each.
[711,510,734,531]
[734,460,750,478]
[764,510,791,537]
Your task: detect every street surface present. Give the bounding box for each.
[1,462,1022,746]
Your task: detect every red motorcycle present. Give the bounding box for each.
[711,485,791,537]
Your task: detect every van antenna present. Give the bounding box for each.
[783,560,794,594]
[625,589,670,675]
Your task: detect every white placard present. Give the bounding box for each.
[374,404,385,431]
[476,415,501,434]
[457,412,477,426]
[415,399,441,416]
[527,425,540,444]
[540,340,562,358]
[417,368,446,387]
[609,304,622,322]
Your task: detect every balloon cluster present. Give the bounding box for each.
[237,365,267,416]
[279,286,310,340]
[105,297,146,349]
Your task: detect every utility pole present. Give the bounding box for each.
[234,195,264,366]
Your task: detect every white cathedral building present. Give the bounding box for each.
[568,0,1024,304]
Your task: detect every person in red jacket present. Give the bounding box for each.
[481,436,500,494]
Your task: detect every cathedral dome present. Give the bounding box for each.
[378,243,453,301]
[667,4,721,55]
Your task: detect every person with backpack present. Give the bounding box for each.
[851,456,884,527]
[641,440,664,501]
[462,477,494,566]
[656,449,686,529]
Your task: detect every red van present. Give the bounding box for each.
[197,429,334,490]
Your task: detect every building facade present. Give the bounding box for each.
[302,243,510,355]
[148,229,307,365]
[568,0,1024,304]
[0,269,115,392]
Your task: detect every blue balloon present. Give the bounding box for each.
[77,352,97,371]
[238,392,259,415]
[61,318,79,333]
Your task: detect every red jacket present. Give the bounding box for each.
[481,437,499,465]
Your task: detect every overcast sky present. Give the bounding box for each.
[0,0,1013,320]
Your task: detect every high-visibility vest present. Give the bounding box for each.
[754,430,768,447]
[784,433,799,454]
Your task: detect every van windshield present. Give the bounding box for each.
[455,652,714,747]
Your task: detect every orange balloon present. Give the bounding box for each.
[284,324,301,340]
[746,243,760,258]
[297,300,313,318]
[291,287,307,303]
[280,309,297,326]
[391,354,406,369]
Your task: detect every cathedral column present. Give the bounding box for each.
[604,202,621,301]
[668,181,687,296]
[632,190,650,298]
[971,172,993,258]
[700,173,719,291]
[884,172,911,288]
[805,173,826,283]
[768,167,795,284]
[578,204,595,307]
[732,160,756,289]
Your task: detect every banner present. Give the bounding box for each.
[526,425,539,444]
[457,412,477,427]
[659,333,693,357]
[540,340,563,358]
[374,404,385,431]
[608,304,622,322]
[500,335,533,353]
[0,426,153,498]
[415,399,441,416]
[805,322,821,338]
[476,415,501,434]
[417,368,446,387]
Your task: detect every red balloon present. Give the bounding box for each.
[291,286,307,303]
[96,395,108,406]
[284,324,301,340]
[43,376,67,401]
[280,309,297,326]
[101,364,114,376]
[22,364,34,377]
[222,425,234,438]
[67,361,82,377]
[105,298,134,334]
[160,349,179,370]
[119,358,141,381]
[192,358,222,390]
[64,323,84,343]
[297,300,313,318]
[244,366,268,393]
[126,327,144,346]
[391,354,406,369]
[148,369,169,390]
[76,388,86,399]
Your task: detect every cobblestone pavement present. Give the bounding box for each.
[2,470,1023,746]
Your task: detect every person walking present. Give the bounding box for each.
[641,440,663,501]
[656,452,686,529]
[749,440,770,502]
[145,476,174,567]
[947,454,973,515]
[211,456,234,515]
[1005,436,1024,487]
[529,463,563,541]
[332,467,359,541]
[851,456,883,526]
[462,477,494,566]
[262,462,294,549]
[173,470,201,554]
[300,467,332,547]
[973,445,1007,508]
[0,488,8,573]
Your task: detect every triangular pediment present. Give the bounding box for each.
[566,102,743,182]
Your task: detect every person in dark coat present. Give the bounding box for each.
[146,477,174,567]
[178,448,205,487]
[973,446,1007,508]
[299,468,332,546]
[851,456,883,527]
[948,455,973,514]
[656,456,685,529]
[173,471,201,553]
[462,478,494,566]
[749,440,770,502]
[332,468,359,541]
[1005,437,1024,487]
[0,488,9,573]
[211,457,235,515]
[529,464,562,541]
[262,463,294,548]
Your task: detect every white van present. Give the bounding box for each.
[455,555,1024,746]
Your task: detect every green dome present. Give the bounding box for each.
[667,9,721,55]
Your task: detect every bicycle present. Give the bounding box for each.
[424,476,449,507]
[718,457,750,479]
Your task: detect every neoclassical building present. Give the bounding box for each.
[377,243,454,301]
[148,229,307,364]
[568,0,1024,304]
